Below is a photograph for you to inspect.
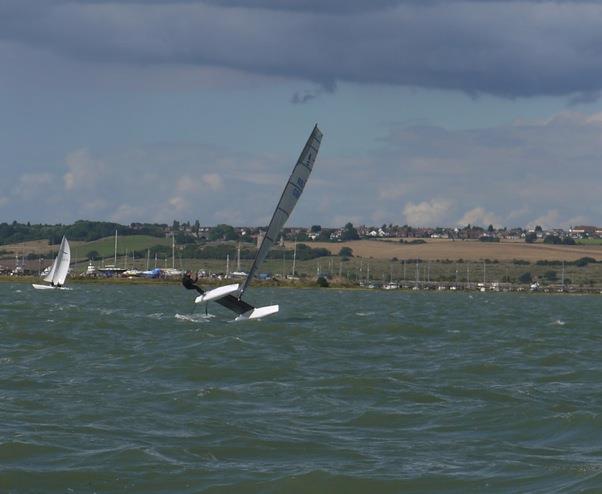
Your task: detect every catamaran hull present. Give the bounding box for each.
[235,305,279,321]
[195,284,240,304]
[32,284,71,291]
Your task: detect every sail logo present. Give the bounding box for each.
[292,176,305,198]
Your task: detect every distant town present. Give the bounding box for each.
[0,219,600,246]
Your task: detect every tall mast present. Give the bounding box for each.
[114,230,117,266]
[172,234,175,269]
[292,240,297,276]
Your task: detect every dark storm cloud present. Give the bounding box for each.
[2,0,602,97]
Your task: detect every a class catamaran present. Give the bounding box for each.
[194,124,323,320]
[32,235,71,290]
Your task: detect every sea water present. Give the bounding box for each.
[1,283,602,493]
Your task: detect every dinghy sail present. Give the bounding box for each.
[33,236,71,290]
[194,124,323,320]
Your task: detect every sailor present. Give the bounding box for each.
[182,270,203,294]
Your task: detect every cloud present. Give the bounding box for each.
[4,1,602,98]
[109,203,146,223]
[201,173,223,191]
[457,207,501,228]
[64,148,104,191]
[403,199,452,226]
[527,210,560,230]
[291,82,337,104]
[3,109,602,228]
[14,173,54,200]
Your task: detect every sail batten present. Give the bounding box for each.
[239,125,322,296]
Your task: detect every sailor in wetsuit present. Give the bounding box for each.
[182,270,204,295]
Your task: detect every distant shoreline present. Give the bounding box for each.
[3,275,601,295]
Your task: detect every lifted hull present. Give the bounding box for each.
[195,284,240,304]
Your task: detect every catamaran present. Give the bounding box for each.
[193,124,323,320]
[32,236,71,290]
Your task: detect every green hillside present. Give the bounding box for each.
[80,235,172,259]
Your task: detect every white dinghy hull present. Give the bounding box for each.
[235,305,280,321]
[32,284,71,291]
[195,284,240,304]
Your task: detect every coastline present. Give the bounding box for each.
[4,275,601,294]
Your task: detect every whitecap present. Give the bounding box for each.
[175,313,214,323]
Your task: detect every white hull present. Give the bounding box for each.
[195,284,240,304]
[235,305,279,321]
[32,284,71,291]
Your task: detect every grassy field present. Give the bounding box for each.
[0,235,171,260]
[293,238,602,262]
[79,235,171,258]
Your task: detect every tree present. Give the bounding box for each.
[209,224,238,241]
[535,225,543,232]
[543,235,561,244]
[575,257,596,267]
[317,229,332,242]
[544,270,558,282]
[341,222,360,241]
[487,224,494,233]
[525,232,538,243]
[562,237,576,245]
[518,272,533,284]
[339,246,353,257]
[87,250,100,260]
[310,225,322,233]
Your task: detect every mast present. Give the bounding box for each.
[114,230,117,266]
[172,234,175,269]
[239,125,322,296]
[561,260,565,289]
[292,240,297,276]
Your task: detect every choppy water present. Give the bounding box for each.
[1,283,602,493]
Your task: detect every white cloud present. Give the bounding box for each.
[527,210,560,230]
[457,207,501,228]
[64,148,104,191]
[110,203,146,223]
[403,199,452,227]
[14,173,53,200]
[201,173,223,191]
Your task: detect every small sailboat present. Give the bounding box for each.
[192,124,323,320]
[32,236,71,290]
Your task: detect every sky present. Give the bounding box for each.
[1,0,602,229]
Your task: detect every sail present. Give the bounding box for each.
[43,251,59,283]
[239,124,323,295]
[49,236,71,286]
